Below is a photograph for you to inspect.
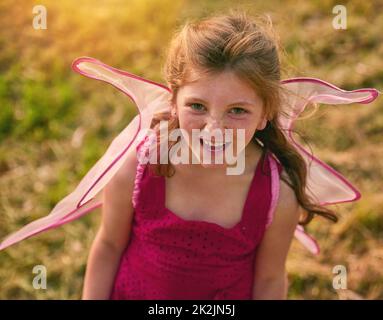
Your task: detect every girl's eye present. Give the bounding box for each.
[229,107,247,115]
[186,103,248,115]
[188,103,205,112]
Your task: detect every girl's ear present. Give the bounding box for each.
[257,107,268,130]
[257,117,268,130]
[170,102,177,117]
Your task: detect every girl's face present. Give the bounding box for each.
[174,69,267,169]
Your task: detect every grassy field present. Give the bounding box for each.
[0,0,382,299]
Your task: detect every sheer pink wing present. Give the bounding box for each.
[0,57,171,251]
[0,57,379,254]
[281,78,378,205]
[280,78,378,254]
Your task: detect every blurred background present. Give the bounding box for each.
[0,0,382,299]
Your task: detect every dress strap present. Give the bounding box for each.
[132,134,163,211]
[265,152,283,229]
[264,152,321,255]
[238,149,277,243]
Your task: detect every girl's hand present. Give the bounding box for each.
[252,177,301,300]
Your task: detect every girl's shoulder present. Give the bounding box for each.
[278,177,298,208]
[272,155,301,225]
[106,146,138,195]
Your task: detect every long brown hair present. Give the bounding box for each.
[148,10,337,226]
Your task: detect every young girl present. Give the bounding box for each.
[0,11,379,300]
[79,12,377,300]
[83,59,300,299]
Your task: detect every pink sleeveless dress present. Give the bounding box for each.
[109,138,283,300]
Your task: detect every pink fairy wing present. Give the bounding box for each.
[0,57,171,251]
[280,77,378,206]
[280,78,378,254]
[294,225,320,255]
[0,57,379,254]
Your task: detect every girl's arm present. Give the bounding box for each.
[82,150,137,300]
[252,178,301,300]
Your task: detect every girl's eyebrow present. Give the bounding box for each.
[184,96,255,106]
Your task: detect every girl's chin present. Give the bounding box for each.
[189,143,243,166]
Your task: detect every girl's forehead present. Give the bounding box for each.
[185,68,240,84]
[179,69,261,102]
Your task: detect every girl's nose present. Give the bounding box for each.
[202,115,226,141]
[205,116,224,129]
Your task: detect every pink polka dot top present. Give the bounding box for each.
[109,136,283,300]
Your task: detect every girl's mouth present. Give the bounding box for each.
[199,138,232,152]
